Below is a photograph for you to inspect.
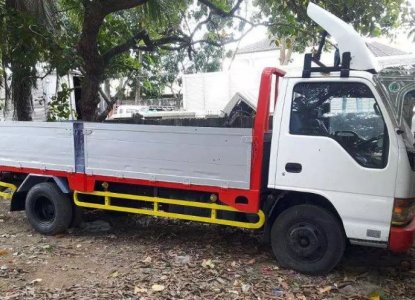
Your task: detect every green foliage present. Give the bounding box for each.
[0,0,71,120]
[403,1,415,41]
[1,6,50,77]
[129,43,224,99]
[188,43,224,73]
[141,52,167,97]
[55,0,228,101]
[128,50,181,98]
[1,0,236,120]
[0,1,59,120]
[47,83,74,121]
[254,0,407,52]
[1,1,59,71]
[2,0,409,120]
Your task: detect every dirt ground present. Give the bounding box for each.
[1,198,415,300]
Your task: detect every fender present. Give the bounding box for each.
[261,190,344,244]
[10,174,70,211]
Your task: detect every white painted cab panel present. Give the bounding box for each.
[268,76,399,242]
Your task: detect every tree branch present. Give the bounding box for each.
[132,28,251,52]
[103,30,147,64]
[190,13,213,40]
[100,0,150,15]
[97,85,119,121]
[98,86,112,105]
[198,0,243,17]
[100,0,288,66]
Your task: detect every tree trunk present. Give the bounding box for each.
[104,79,111,98]
[6,0,34,121]
[278,38,294,66]
[77,2,105,121]
[80,75,102,121]
[279,39,286,66]
[55,74,60,96]
[10,62,33,121]
[1,61,10,117]
[103,78,111,112]
[134,51,142,105]
[135,77,141,105]
[283,47,293,65]
[117,77,125,99]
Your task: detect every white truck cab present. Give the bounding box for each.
[264,3,415,273]
[269,69,415,245]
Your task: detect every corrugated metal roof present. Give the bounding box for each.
[237,39,279,54]
[237,38,408,57]
[366,41,408,57]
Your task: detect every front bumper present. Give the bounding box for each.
[389,217,415,252]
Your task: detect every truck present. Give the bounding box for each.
[1,3,415,275]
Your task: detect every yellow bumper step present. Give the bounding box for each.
[0,181,17,200]
[74,190,265,229]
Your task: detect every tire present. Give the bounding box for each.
[271,204,345,275]
[25,182,73,235]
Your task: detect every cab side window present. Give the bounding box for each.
[402,89,415,133]
[290,82,389,169]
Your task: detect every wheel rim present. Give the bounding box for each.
[286,222,327,262]
[33,196,56,223]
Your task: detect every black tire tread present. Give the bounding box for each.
[271,204,345,275]
[25,182,73,235]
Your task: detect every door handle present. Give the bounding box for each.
[285,163,302,173]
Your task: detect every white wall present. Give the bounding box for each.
[183,49,309,116]
[183,71,231,115]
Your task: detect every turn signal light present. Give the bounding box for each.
[392,198,415,226]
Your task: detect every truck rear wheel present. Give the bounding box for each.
[271,204,345,275]
[25,182,73,235]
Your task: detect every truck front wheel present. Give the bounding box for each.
[25,183,73,235]
[271,204,345,275]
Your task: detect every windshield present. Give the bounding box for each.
[374,66,415,147]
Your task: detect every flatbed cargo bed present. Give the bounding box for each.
[0,122,253,189]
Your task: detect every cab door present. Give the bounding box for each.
[269,77,399,243]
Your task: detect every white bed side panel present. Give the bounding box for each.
[0,122,74,172]
[83,123,252,189]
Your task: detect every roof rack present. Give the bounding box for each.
[302,31,351,78]
[302,51,351,78]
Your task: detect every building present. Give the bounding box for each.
[0,69,81,121]
[183,38,415,116]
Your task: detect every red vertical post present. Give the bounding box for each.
[249,68,286,208]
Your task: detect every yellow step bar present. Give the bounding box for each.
[0,181,17,200]
[74,190,265,229]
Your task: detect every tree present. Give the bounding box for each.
[403,2,415,41]
[1,0,57,120]
[129,43,224,101]
[254,0,406,66]
[59,0,251,121]
[186,43,225,73]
